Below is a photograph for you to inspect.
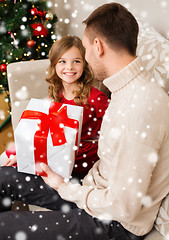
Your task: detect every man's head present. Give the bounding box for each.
[82,3,139,80]
[83,3,138,56]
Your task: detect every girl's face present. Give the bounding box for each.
[55,46,84,86]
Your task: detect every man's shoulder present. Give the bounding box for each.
[141,80,168,106]
[131,79,169,124]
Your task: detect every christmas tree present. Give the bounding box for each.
[0,0,58,130]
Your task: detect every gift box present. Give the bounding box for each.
[14,98,83,179]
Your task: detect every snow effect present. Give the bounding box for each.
[148,152,158,164]
[25,176,31,182]
[30,224,38,232]
[61,203,71,213]
[2,197,11,207]
[141,195,152,206]
[15,231,27,240]
[0,1,169,239]
[15,86,29,100]
[0,21,6,34]
[165,234,169,240]
[110,128,122,139]
[0,110,5,120]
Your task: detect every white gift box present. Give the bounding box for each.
[14,98,83,179]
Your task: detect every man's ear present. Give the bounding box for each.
[94,38,104,57]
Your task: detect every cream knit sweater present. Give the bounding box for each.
[58,57,169,236]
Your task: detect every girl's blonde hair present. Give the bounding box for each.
[46,36,94,105]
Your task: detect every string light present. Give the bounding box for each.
[22,17,27,22]
[47,23,52,28]
[20,25,25,30]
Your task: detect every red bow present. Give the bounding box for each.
[31,23,48,37]
[20,102,79,176]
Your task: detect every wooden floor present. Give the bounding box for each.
[0,92,14,155]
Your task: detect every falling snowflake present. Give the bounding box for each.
[141,132,147,139]
[15,86,29,100]
[82,162,88,168]
[30,224,38,232]
[64,18,70,24]
[110,128,122,139]
[138,178,142,183]
[64,3,71,10]
[73,146,78,151]
[95,227,102,234]
[61,203,71,213]
[127,177,133,184]
[165,233,169,240]
[72,11,77,18]
[148,152,158,164]
[25,176,31,182]
[15,231,27,240]
[22,17,27,22]
[137,192,143,198]
[56,235,66,240]
[141,195,152,206]
[0,21,6,34]
[2,197,11,207]
[160,1,168,8]
[83,3,95,11]
[47,1,53,8]
[0,110,5,120]
[140,10,148,19]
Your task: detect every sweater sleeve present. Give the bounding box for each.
[58,136,158,222]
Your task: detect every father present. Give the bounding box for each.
[0,3,169,240]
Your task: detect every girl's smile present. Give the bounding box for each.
[63,72,77,76]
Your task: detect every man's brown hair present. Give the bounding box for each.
[83,3,139,56]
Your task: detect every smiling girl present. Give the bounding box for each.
[46,36,109,181]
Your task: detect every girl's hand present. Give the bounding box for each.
[40,163,65,191]
[3,155,17,166]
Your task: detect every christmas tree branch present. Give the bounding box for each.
[0,114,11,132]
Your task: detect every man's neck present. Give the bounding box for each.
[104,46,137,77]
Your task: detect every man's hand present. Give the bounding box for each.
[40,163,65,191]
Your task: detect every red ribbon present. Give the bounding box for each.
[20,102,79,176]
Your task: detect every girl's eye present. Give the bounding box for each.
[74,60,81,63]
[58,60,66,63]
